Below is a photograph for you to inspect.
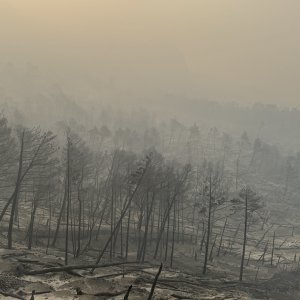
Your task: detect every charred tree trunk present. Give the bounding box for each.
[164,207,170,262]
[139,192,155,262]
[147,263,163,300]
[7,131,25,249]
[52,182,67,247]
[76,183,83,257]
[154,194,175,259]
[65,138,71,265]
[271,231,275,266]
[27,200,38,250]
[217,217,227,256]
[125,204,131,260]
[170,197,176,267]
[46,193,52,254]
[239,190,248,281]
[203,175,212,275]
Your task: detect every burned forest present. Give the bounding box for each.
[0,109,299,299]
[1,1,300,299]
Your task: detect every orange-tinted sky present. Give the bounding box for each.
[1,0,300,107]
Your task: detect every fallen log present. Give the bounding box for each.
[171,294,193,299]
[93,269,140,280]
[0,291,25,300]
[1,252,33,259]
[65,269,83,277]
[23,290,52,296]
[22,261,149,275]
[94,289,127,297]
[17,258,59,268]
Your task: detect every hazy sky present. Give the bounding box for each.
[1,0,300,108]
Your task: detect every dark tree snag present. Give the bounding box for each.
[239,189,248,281]
[170,196,176,267]
[257,241,269,265]
[123,285,133,300]
[246,251,251,266]
[277,255,281,266]
[125,203,132,260]
[8,131,25,249]
[203,175,212,275]
[199,229,207,257]
[30,290,35,300]
[64,137,71,265]
[217,217,227,256]
[255,266,260,281]
[209,234,218,262]
[27,192,40,250]
[271,231,275,266]
[148,263,163,300]
[171,294,192,300]
[51,184,67,247]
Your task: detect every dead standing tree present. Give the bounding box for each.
[201,161,228,275]
[153,164,191,261]
[24,135,59,250]
[0,117,16,201]
[136,151,165,263]
[231,186,264,281]
[55,130,93,264]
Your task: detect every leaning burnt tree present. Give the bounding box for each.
[153,164,191,262]
[26,145,59,250]
[51,129,93,264]
[91,153,153,272]
[0,127,57,249]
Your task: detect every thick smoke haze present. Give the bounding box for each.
[2,3,300,298]
[1,0,300,109]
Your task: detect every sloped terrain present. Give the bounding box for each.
[1,236,300,300]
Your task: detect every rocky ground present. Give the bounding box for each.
[1,240,300,300]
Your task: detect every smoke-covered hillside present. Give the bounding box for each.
[1,65,300,153]
[2,1,300,299]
